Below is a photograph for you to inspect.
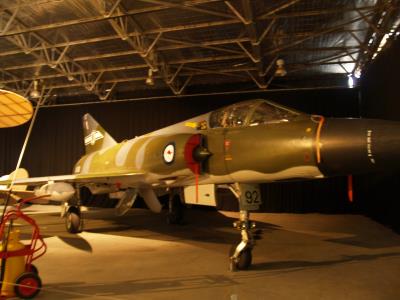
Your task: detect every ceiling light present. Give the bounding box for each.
[275,59,287,77]
[30,80,40,98]
[348,75,354,88]
[354,69,361,79]
[145,68,154,86]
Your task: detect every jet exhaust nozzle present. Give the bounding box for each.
[318,118,400,176]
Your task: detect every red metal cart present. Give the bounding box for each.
[0,196,47,299]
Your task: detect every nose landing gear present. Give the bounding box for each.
[227,183,262,271]
[229,211,262,271]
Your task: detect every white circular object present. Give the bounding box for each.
[163,143,175,164]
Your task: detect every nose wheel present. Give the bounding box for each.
[229,211,261,271]
[229,245,252,271]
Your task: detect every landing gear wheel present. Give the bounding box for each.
[65,206,83,233]
[229,245,252,271]
[166,195,184,225]
[166,211,183,225]
[14,272,42,299]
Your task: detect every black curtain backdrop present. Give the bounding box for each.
[357,36,400,233]
[0,88,359,213]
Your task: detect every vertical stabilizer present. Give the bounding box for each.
[82,114,117,154]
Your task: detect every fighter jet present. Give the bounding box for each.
[1,99,399,271]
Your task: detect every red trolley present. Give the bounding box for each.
[0,196,47,299]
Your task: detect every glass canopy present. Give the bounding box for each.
[209,99,300,128]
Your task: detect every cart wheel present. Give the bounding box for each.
[28,264,39,275]
[65,206,82,233]
[14,272,42,299]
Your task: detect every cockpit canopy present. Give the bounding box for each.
[209,99,301,128]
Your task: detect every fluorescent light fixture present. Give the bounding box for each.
[354,68,361,79]
[348,75,354,88]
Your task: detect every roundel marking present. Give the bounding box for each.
[163,143,175,164]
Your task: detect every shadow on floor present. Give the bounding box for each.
[42,274,238,299]
[39,252,400,299]
[250,251,400,273]
[325,235,400,248]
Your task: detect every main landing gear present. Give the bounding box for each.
[229,210,262,271]
[228,183,263,271]
[166,192,184,225]
[61,195,83,234]
[65,206,83,233]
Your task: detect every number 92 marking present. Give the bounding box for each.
[245,190,260,204]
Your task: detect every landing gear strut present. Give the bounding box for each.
[166,192,184,225]
[229,210,257,271]
[228,183,262,271]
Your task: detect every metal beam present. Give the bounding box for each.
[258,0,301,19]
[351,0,399,74]
[265,10,377,55]
[356,8,383,35]
[0,0,61,12]
[0,7,110,100]
[9,59,356,94]
[138,0,235,19]
[0,0,391,101]
[0,3,383,39]
[0,26,367,59]
[0,26,370,73]
[93,0,193,95]
[0,34,249,58]
[0,59,254,84]
[0,0,225,38]
[258,4,389,20]
[1,53,248,73]
[227,0,265,83]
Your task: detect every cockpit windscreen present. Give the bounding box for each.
[209,100,300,128]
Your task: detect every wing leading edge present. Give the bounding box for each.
[0,171,145,186]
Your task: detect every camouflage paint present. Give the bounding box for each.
[72,100,323,187]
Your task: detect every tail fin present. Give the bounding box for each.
[82,114,117,154]
[0,168,29,191]
[0,168,30,203]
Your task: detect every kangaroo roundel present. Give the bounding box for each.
[163,143,175,164]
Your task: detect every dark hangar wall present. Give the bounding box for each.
[357,36,400,232]
[0,88,359,213]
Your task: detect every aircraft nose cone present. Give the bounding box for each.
[318,118,400,176]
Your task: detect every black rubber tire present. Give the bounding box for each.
[14,272,42,299]
[166,195,184,225]
[65,206,83,233]
[166,211,183,225]
[229,245,252,270]
[28,264,38,275]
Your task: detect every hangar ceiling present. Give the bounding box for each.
[0,0,399,105]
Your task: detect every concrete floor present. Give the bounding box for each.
[7,205,400,300]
